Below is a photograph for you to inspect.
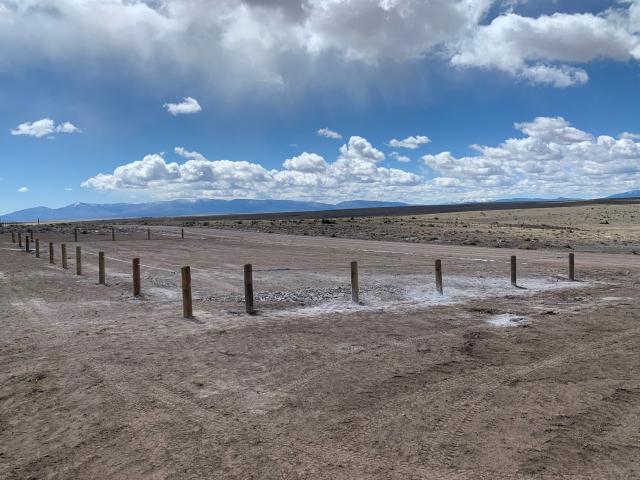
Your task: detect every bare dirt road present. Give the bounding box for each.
[1,226,639,479]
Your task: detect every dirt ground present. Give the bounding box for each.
[1,221,640,479]
[195,203,640,255]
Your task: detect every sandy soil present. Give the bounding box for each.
[197,204,640,255]
[1,225,640,479]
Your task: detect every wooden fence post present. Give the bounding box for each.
[147,228,151,240]
[351,261,359,304]
[35,239,40,258]
[112,228,115,241]
[244,264,254,315]
[435,259,443,295]
[181,266,193,319]
[29,230,33,242]
[11,231,15,243]
[181,228,184,239]
[76,247,82,275]
[510,255,517,287]
[25,236,30,253]
[18,232,22,248]
[132,258,141,297]
[569,253,575,281]
[61,244,68,269]
[98,252,105,285]
[49,242,54,264]
[74,228,78,242]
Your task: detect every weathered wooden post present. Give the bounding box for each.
[181,266,193,319]
[76,247,82,275]
[25,236,30,253]
[35,239,40,258]
[61,244,68,269]
[569,253,575,281]
[351,261,359,304]
[18,232,22,248]
[112,227,115,241]
[74,228,78,242]
[181,228,184,239]
[147,228,151,240]
[435,259,443,295]
[98,252,105,285]
[132,258,141,297]
[510,255,517,287]
[49,242,54,264]
[11,231,15,243]
[244,264,254,315]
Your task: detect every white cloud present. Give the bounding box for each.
[10,118,81,138]
[390,152,411,163]
[18,186,29,193]
[388,135,431,150]
[422,116,640,197]
[620,132,640,140]
[81,120,640,202]
[83,135,422,202]
[64,187,73,191]
[0,0,637,91]
[451,6,640,87]
[338,136,385,163]
[317,128,342,139]
[283,152,328,173]
[163,97,202,115]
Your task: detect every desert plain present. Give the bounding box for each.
[1,201,640,479]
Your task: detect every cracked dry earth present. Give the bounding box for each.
[1,227,640,479]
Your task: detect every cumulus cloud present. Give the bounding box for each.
[0,0,638,91]
[10,118,81,138]
[83,135,422,201]
[317,128,342,139]
[283,152,328,173]
[620,132,640,140]
[82,119,640,202]
[17,186,29,193]
[422,116,640,198]
[451,6,640,87]
[163,97,202,115]
[390,152,411,163]
[388,135,431,149]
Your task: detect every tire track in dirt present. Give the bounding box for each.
[429,328,640,469]
[283,435,606,480]
[276,317,640,471]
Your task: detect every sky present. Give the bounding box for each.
[1,0,640,214]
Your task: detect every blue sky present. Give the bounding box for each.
[1,0,639,214]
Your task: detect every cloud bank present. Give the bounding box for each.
[0,0,638,91]
[83,117,640,202]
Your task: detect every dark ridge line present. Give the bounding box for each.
[111,197,640,224]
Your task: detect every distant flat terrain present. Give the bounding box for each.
[140,201,640,255]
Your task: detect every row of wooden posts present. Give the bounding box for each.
[11,227,186,245]
[9,231,577,319]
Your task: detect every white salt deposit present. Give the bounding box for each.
[487,314,530,327]
[278,275,588,317]
[276,276,589,316]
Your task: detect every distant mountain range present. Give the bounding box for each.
[0,199,408,222]
[3,190,639,223]
[606,189,640,199]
